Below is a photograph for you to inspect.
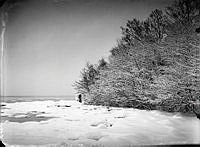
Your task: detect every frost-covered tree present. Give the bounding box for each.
[73,63,98,95]
[121,9,167,44]
[74,0,200,114]
[88,68,154,109]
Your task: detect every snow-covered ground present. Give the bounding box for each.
[1,100,200,146]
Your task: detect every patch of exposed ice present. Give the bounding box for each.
[85,132,105,141]
[13,114,27,118]
[90,119,107,127]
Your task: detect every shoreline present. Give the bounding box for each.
[1,98,198,117]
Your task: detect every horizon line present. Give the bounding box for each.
[0,95,75,97]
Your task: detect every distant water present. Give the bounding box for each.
[1,96,75,103]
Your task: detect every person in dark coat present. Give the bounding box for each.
[78,94,82,103]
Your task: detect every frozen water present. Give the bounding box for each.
[1,100,200,146]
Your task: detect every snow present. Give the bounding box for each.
[1,100,200,146]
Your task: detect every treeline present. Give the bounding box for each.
[74,0,200,113]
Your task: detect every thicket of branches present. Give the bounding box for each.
[73,0,200,114]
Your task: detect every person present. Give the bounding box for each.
[78,94,82,103]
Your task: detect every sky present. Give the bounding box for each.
[3,0,174,96]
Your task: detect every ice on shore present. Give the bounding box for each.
[1,100,200,146]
